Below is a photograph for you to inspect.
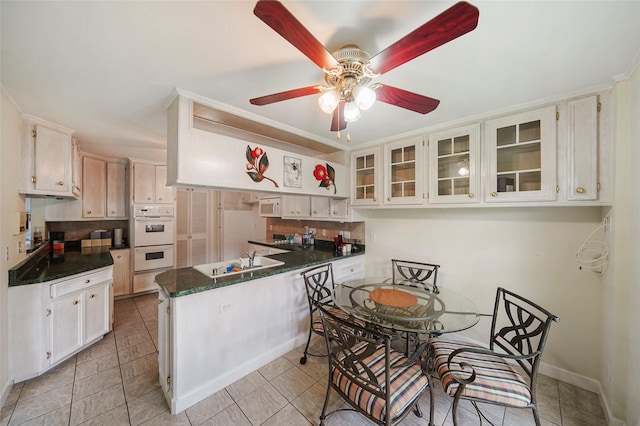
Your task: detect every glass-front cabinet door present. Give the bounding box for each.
[383,137,424,205]
[485,106,557,202]
[351,147,381,206]
[428,124,480,204]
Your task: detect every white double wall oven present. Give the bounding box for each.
[132,204,175,292]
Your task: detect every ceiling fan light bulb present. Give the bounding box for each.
[353,85,376,110]
[343,101,361,122]
[318,90,340,114]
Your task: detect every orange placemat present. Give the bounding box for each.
[369,288,418,308]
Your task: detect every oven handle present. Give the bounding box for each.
[135,217,174,222]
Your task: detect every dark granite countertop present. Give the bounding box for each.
[8,244,114,287]
[156,245,365,298]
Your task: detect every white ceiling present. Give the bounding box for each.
[2,1,639,158]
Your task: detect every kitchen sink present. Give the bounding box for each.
[193,256,285,278]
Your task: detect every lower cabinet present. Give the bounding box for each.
[9,266,113,381]
[111,248,131,297]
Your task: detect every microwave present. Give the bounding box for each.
[259,197,281,217]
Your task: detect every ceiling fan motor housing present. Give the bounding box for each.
[324,46,377,99]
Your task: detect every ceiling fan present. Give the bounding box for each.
[249,0,479,141]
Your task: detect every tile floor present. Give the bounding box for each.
[2,293,607,426]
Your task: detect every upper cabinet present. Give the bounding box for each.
[484,106,557,202]
[82,156,107,218]
[131,161,175,204]
[20,116,76,198]
[383,137,424,205]
[350,147,381,207]
[428,124,480,204]
[566,95,599,201]
[106,161,128,218]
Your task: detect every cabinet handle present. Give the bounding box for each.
[46,352,51,360]
[158,299,163,304]
[576,187,585,193]
[85,279,91,284]
[387,197,391,201]
[56,181,64,186]
[86,211,92,214]
[491,192,498,197]
[158,197,163,201]
[147,197,152,200]
[45,309,51,317]
[117,255,121,259]
[468,193,475,198]
[73,300,79,305]
[90,294,96,299]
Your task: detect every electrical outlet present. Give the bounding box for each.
[17,241,23,254]
[322,229,326,237]
[4,246,9,262]
[603,216,611,232]
[219,302,233,313]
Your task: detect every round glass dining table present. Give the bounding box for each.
[332,277,480,335]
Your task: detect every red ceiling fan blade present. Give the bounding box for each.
[375,85,440,114]
[330,102,346,131]
[254,0,339,70]
[368,2,479,75]
[250,86,321,106]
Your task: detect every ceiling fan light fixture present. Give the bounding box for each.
[318,89,340,114]
[343,101,361,122]
[353,85,376,110]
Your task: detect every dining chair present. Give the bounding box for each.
[427,287,560,426]
[391,259,440,293]
[390,259,441,356]
[299,263,363,364]
[317,303,431,426]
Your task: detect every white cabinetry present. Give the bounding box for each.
[310,196,329,218]
[566,95,599,201]
[111,248,131,297]
[428,124,481,204]
[9,266,114,380]
[485,106,557,202]
[176,188,211,268]
[351,147,381,206]
[82,156,106,218]
[48,268,112,365]
[281,194,311,218]
[132,161,175,204]
[383,137,424,205]
[107,161,128,218]
[20,117,76,198]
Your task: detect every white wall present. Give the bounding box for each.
[364,206,604,380]
[604,66,640,426]
[1,89,28,404]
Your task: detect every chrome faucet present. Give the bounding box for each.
[246,251,256,268]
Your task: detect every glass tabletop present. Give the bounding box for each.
[332,277,480,335]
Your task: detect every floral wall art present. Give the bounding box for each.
[314,163,337,194]
[245,145,279,188]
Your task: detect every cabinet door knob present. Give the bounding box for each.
[117,255,121,259]
[576,187,585,193]
[45,309,51,317]
[85,279,91,283]
[468,193,475,198]
[90,294,95,299]
[73,300,79,305]
[86,211,92,214]
[147,197,152,200]
[56,181,64,186]
[491,192,498,197]
[158,197,163,201]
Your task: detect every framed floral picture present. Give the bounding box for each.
[283,156,302,188]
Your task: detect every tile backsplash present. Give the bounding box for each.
[266,218,365,244]
[46,220,129,244]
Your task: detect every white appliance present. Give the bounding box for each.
[132,204,175,292]
[259,197,280,217]
[133,205,175,246]
[134,244,175,272]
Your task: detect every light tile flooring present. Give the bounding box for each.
[2,293,607,426]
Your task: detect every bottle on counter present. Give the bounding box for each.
[33,227,43,246]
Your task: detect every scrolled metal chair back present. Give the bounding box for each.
[392,259,440,292]
[490,287,560,380]
[301,264,335,314]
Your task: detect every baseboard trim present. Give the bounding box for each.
[447,333,625,426]
[169,333,308,414]
[0,379,12,408]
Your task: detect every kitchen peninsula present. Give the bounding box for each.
[154,242,364,414]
